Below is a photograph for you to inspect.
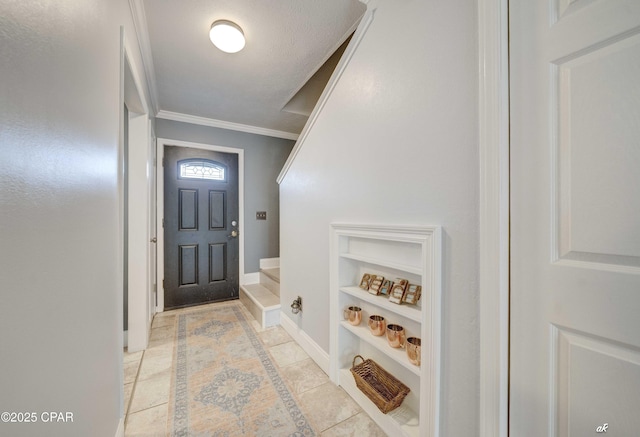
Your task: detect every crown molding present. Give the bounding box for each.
[156,110,300,141]
[129,0,159,115]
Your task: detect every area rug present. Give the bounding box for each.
[167,302,316,436]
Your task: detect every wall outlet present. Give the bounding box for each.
[256,211,267,220]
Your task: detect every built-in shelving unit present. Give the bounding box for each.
[330,224,442,437]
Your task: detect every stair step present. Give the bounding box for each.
[260,267,280,283]
[239,284,280,329]
[260,268,280,297]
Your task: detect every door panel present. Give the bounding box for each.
[164,146,239,309]
[179,189,198,230]
[209,243,226,282]
[510,0,640,435]
[179,244,198,286]
[209,191,226,229]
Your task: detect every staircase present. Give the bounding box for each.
[239,264,280,329]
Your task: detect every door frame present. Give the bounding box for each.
[122,28,154,353]
[478,0,510,435]
[156,138,245,312]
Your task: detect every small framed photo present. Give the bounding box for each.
[359,273,372,290]
[394,278,409,291]
[402,284,422,305]
[379,279,394,295]
[388,283,406,304]
[369,276,384,295]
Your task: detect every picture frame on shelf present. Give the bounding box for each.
[379,279,394,295]
[389,282,407,304]
[369,276,384,295]
[359,273,372,290]
[403,284,422,305]
[395,278,409,289]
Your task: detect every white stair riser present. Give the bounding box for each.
[264,308,280,328]
[239,285,280,329]
[239,289,263,327]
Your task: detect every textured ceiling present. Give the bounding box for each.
[141,0,366,138]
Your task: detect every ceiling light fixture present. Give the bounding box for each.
[209,20,245,53]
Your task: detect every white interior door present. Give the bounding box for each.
[510,0,640,435]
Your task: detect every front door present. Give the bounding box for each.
[510,0,640,435]
[163,145,239,309]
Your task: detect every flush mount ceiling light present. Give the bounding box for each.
[209,20,245,53]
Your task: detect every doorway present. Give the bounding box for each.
[122,36,153,353]
[156,139,245,312]
[509,0,640,434]
[163,145,239,309]
[479,1,640,435]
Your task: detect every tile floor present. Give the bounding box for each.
[123,302,386,436]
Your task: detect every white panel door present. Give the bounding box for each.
[510,0,640,435]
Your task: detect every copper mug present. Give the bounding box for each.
[343,306,362,326]
[406,337,422,366]
[386,324,406,348]
[368,315,386,336]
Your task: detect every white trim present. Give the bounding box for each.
[259,257,280,269]
[128,0,159,115]
[122,28,152,353]
[279,312,330,375]
[127,112,152,353]
[156,138,245,312]
[478,0,510,435]
[115,417,125,437]
[156,110,299,141]
[277,8,376,184]
[123,48,148,115]
[243,272,260,285]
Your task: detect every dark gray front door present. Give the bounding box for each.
[163,145,239,309]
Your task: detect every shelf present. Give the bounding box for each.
[339,368,420,437]
[331,224,441,437]
[340,321,421,376]
[339,253,423,275]
[340,286,422,323]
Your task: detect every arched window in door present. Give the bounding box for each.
[178,159,227,181]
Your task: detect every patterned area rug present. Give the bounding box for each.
[167,303,316,436]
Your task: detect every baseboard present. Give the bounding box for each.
[259,258,280,269]
[115,417,124,437]
[243,272,260,285]
[279,311,330,375]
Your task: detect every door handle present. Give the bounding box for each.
[150,237,158,243]
[228,230,239,238]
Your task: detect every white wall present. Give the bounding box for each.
[0,1,151,435]
[278,0,479,434]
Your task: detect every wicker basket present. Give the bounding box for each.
[350,355,410,413]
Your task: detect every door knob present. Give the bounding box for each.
[228,230,239,238]
[150,237,157,243]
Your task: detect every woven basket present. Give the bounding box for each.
[350,355,410,413]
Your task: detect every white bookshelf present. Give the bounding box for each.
[330,224,442,437]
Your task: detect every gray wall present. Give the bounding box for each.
[156,119,294,274]
[0,1,150,435]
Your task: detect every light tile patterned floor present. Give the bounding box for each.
[124,301,386,436]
